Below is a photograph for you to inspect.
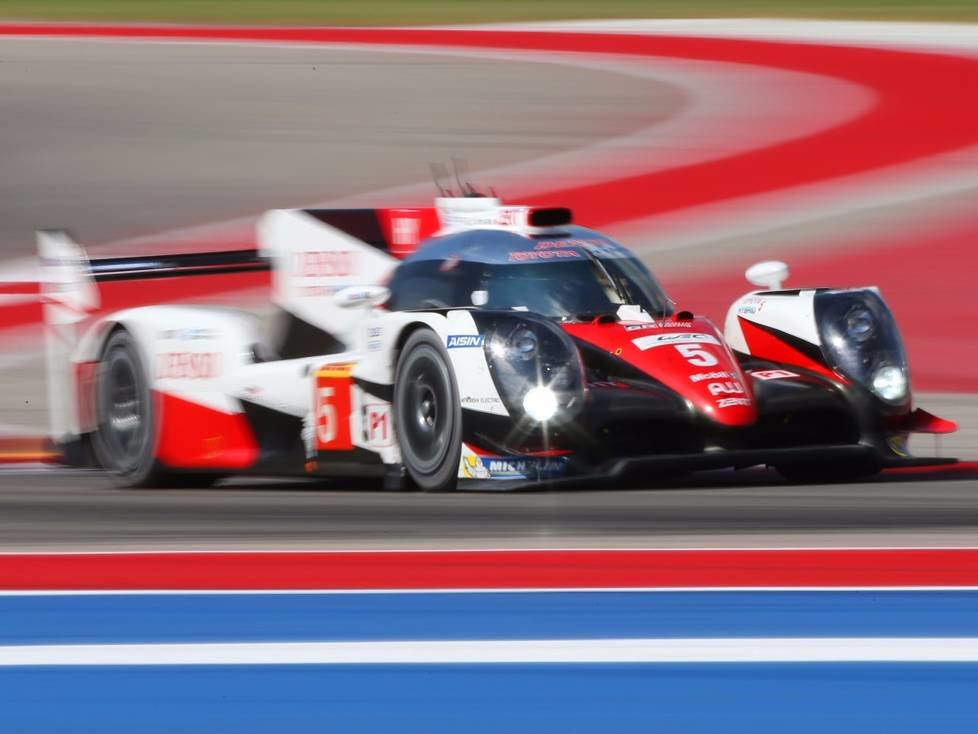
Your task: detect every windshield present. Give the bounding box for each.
[471,257,672,320]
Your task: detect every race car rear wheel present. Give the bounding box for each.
[92,329,167,488]
[394,329,462,492]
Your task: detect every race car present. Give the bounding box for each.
[40,194,957,490]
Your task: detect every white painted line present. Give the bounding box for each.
[3,637,978,666]
[475,19,978,55]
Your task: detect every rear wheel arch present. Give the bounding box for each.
[91,326,166,487]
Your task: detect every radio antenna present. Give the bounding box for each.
[451,157,477,196]
[429,162,453,197]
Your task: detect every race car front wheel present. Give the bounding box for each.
[394,329,462,492]
[92,329,166,488]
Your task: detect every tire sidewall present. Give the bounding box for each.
[393,329,462,492]
[92,329,160,487]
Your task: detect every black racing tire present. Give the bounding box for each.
[393,329,462,493]
[91,329,169,488]
[774,456,882,484]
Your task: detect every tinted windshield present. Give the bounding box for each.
[475,258,671,319]
[389,253,673,320]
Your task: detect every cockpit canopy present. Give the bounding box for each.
[387,227,673,321]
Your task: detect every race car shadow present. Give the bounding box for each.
[164,461,978,493]
[509,461,978,493]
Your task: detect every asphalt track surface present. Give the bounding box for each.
[0,38,676,256]
[0,468,976,550]
[1,26,976,550]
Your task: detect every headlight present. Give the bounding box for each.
[475,313,584,423]
[523,386,559,422]
[510,328,539,362]
[815,290,910,407]
[845,305,875,343]
[871,365,907,402]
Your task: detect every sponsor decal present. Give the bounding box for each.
[483,456,569,480]
[391,214,420,249]
[460,449,492,480]
[458,447,569,481]
[625,321,693,331]
[534,238,608,251]
[461,396,503,407]
[366,325,383,352]
[156,352,222,380]
[362,403,393,448]
[440,205,528,230]
[632,332,721,351]
[707,381,745,396]
[751,369,801,381]
[160,328,217,341]
[717,397,752,408]
[509,249,580,262]
[737,296,767,316]
[690,370,731,383]
[291,250,355,278]
[340,288,376,304]
[447,334,485,349]
[496,208,528,228]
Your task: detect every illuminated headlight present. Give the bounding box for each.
[845,305,875,343]
[522,386,559,422]
[476,313,585,424]
[871,365,907,402]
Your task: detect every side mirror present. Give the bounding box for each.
[745,261,789,290]
[333,285,390,309]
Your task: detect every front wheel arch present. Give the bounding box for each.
[393,328,462,492]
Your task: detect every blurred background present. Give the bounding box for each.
[0,2,976,549]
[3,7,978,730]
[2,1,978,24]
[3,2,976,442]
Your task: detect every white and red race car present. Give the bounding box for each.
[40,195,956,490]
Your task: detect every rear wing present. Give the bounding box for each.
[89,249,268,282]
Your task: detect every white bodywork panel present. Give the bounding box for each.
[258,209,398,350]
[724,289,821,354]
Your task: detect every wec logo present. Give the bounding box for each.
[632,332,721,351]
[446,335,484,349]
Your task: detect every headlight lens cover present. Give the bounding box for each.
[474,312,584,423]
[815,289,909,405]
[871,365,907,402]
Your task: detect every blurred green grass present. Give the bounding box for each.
[2,1,978,25]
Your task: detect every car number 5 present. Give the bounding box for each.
[675,344,718,367]
[316,386,337,445]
